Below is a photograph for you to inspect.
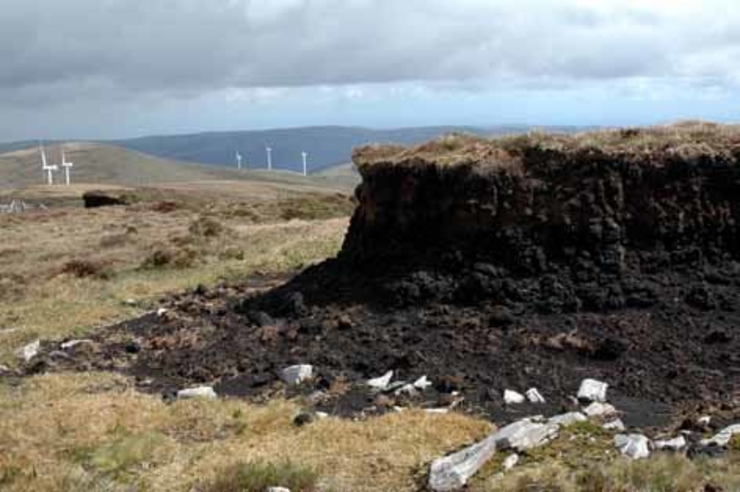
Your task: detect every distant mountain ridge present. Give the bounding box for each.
[1,125,585,174]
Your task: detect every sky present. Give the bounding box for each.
[1,0,739,141]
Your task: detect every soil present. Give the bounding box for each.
[24,133,740,434]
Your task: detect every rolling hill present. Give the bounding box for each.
[0,142,359,192]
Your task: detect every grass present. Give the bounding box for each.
[200,460,319,492]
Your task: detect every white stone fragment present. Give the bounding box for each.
[16,340,40,362]
[156,308,168,317]
[654,436,687,451]
[701,424,740,447]
[266,487,291,492]
[698,415,712,425]
[504,390,526,405]
[526,388,546,404]
[61,339,93,350]
[315,411,329,419]
[603,419,626,431]
[280,365,313,386]
[394,384,418,397]
[0,364,10,374]
[503,453,519,471]
[429,432,500,491]
[583,402,617,418]
[367,370,394,390]
[177,386,217,400]
[614,434,650,459]
[548,412,587,427]
[577,378,608,403]
[413,375,432,390]
[495,419,559,452]
[428,417,558,492]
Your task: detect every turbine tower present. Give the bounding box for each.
[61,151,74,186]
[266,146,273,171]
[301,151,308,177]
[236,150,243,170]
[39,143,58,185]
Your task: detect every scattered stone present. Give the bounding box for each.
[583,402,617,418]
[124,298,137,306]
[526,388,546,404]
[367,370,394,390]
[701,424,740,447]
[614,434,650,459]
[413,375,432,390]
[504,389,525,405]
[548,412,587,427]
[603,418,626,431]
[495,418,559,452]
[280,365,313,386]
[577,378,608,403]
[315,411,329,419]
[698,415,712,426]
[394,384,418,397]
[177,386,217,400]
[156,308,168,317]
[60,339,93,350]
[0,364,10,374]
[266,488,291,492]
[503,453,519,471]
[429,432,499,491]
[654,436,687,451]
[425,408,450,415]
[16,340,40,362]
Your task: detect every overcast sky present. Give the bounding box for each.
[2,0,739,141]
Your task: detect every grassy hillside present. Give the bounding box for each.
[0,142,358,192]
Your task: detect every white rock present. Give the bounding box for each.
[156,308,168,317]
[429,432,500,491]
[280,364,313,386]
[701,424,740,447]
[504,390,526,405]
[698,415,712,425]
[577,378,608,403]
[61,339,93,350]
[177,386,217,400]
[526,388,546,404]
[315,411,329,419]
[413,375,432,390]
[16,340,40,362]
[495,419,559,452]
[0,364,10,374]
[367,370,394,390]
[603,419,626,431]
[614,434,650,459]
[548,412,587,427]
[583,402,617,418]
[266,488,291,492]
[394,384,418,397]
[503,453,519,471]
[429,417,558,491]
[654,436,687,451]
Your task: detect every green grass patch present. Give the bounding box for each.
[201,460,319,492]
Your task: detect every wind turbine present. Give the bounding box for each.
[266,146,273,171]
[301,151,308,177]
[61,151,74,185]
[39,143,58,185]
[236,150,243,170]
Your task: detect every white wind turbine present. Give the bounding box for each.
[266,146,273,171]
[39,143,58,185]
[301,151,308,176]
[236,150,243,170]
[61,151,74,185]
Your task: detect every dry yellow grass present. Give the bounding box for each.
[0,372,491,491]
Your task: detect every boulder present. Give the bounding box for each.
[701,424,740,447]
[614,434,650,459]
[177,386,217,400]
[280,364,313,386]
[583,402,617,418]
[603,419,626,431]
[16,340,40,362]
[495,419,559,452]
[577,378,608,403]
